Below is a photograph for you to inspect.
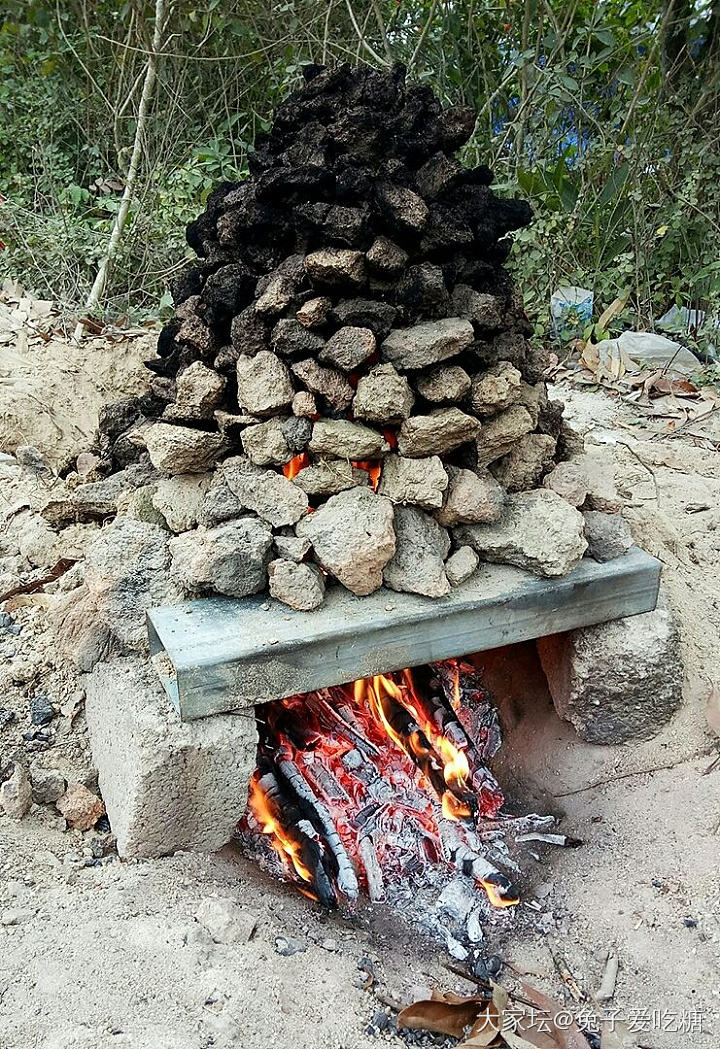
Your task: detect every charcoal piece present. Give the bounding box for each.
[294,202,369,247]
[281,416,313,453]
[170,264,205,305]
[255,164,335,203]
[394,263,450,321]
[414,152,463,200]
[202,263,255,316]
[420,205,474,256]
[231,306,270,359]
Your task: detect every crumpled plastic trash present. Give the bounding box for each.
[657,305,719,361]
[550,286,593,339]
[614,330,700,377]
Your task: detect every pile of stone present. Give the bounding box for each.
[74,64,631,613]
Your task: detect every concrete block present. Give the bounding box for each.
[537,598,682,743]
[83,655,258,858]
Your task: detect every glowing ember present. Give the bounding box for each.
[239,658,522,923]
[282,452,310,480]
[350,460,382,492]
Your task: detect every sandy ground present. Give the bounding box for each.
[1,313,719,1049]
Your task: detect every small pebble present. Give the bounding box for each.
[0,612,14,629]
[684,917,698,928]
[274,936,306,956]
[29,695,55,726]
[486,954,503,976]
[0,708,16,730]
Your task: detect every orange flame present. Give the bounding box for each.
[351,460,382,492]
[248,774,313,884]
[282,452,310,480]
[479,878,519,909]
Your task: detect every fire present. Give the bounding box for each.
[282,452,309,480]
[479,878,520,909]
[248,773,313,885]
[351,459,382,492]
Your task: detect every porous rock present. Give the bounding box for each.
[296,487,395,595]
[450,285,503,330]
[152,473,213,532]
[271,318,325,358]
[196,898,258,944]
[573,451,622,513]
[491,433,556,492]
[169,518,272,597]
[56,782,105,831]
[415,365,471,403]
[381,318,474,371]
[0,763,32,819]
[543,461,589,507]
[175,361,226,414]
[305,248,366,289]
[292,391,318,417]
[470,361,522,417]
[236,351,294,415]
[319,326,376,372]
[268,559,326,611]
[309,419,388,460]
[377,454,448,510]
[398,408,480,457]
[435,466,505,527]
[30,764,66,805]
[291,460,367,496]
[475,405,533,467]
[291,358,354,413]
[537,598,682,742]
[144,423,224,474]
[366,236,408,276]
[274,534,311,562]
[583,511,634,562]
[296,296,332,329]
[383,506,451,598]
[241,418,295,466]
[352,364,414,423]
[445,546,479,587]
[376,182,428,233]
[222,456,308,527]
[455,489,587,578]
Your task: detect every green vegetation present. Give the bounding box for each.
[1,0,719,336]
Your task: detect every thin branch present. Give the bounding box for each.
[344,0,391,67]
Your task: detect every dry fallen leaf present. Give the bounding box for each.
[519,985,589,1049]
[397,989,488,1038]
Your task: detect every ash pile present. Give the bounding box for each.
[90,63,621,613]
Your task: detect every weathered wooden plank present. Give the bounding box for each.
[147,548,661,721]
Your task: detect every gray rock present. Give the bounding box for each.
[573,451,622,513]
[451,285,503,330]
[236,351,294,416]
[281,415,313,452]
[222,456,308,527]
[291,460,367,496]
[274,534,311,562]
[296,296,332,329]
[175,362,226,415]
[445,546,479,587]
[398,408,480,457]
[268,559,325,611]
[415,152,461,199]
[30,764,66,805]
[456,489,587,578]
[491,433,557,492]
[84,518,178,647]
[475,405,534,467]
[271,318,325,358]
[319,326,376,372]
[292,391,318,417]
[0,763,32,819]
[376,183,428,233]
[255,274,295,315]
[518,380,545,427]
[241,418,294,466]
[470,361,522,416]
[305,248,366,289]
[214,410,261,438]
[543,461,589,507]
[230,307,269,358]
[309,420,388,460]
[377,454,448,510]
[144,423,224,474]
[435,467,505,527]
[29,694,55,725]
[116,483,167,528]
[384,507,450,598]
[537,599,682,742]
[291,358,354,413]
[415,365,471,403]
[296,487,396,595]
[583,511,634,562]
[365,236,408,276]
[169,518,272,597]
[152,473,213,533]
[195,898,258,944]
[197,477,244,527]
[381,318,474,371]
[353,364,414,424]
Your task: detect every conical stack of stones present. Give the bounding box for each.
[97,62,589,612]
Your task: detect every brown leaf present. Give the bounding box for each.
[397,990,486,1038]
[458,1002,503,1047]
[649,376,699,398]
[519,984,588,1049]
